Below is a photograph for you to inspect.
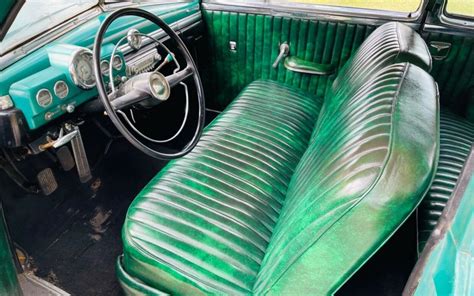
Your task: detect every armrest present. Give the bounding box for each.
[284,56,336,75]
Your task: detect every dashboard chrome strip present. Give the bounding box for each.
[202,2,424,26]
[118,12,202,55]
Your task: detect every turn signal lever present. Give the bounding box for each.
[272,42,290,68]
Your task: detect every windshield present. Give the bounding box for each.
[0,0,98,55]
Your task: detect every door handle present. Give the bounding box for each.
[272,42,290,68]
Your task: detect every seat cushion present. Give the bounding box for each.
[121,80,322,295]
[418,111,474,252]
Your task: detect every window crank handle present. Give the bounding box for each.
[272,42,290,68]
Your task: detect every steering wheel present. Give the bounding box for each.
[92,8,205,160]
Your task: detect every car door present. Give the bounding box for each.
[422,0,474,121]
[198,0,428,110]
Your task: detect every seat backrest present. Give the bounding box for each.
[254,63,439,294]
[331,22,432,97]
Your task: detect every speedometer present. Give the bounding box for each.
[69,48,96,89]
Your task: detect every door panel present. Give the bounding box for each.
[201,9,375,109]
[424,32,474,121]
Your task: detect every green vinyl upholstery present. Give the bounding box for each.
[122,81,323,295]
[119,22,438,295]
[418,111,474,252]
[331,22,431,96]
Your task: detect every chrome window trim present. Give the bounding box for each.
[423,23,474,37]
[202,0,428,24]
[438,0,474,30]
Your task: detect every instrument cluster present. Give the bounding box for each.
[9,44,127,129]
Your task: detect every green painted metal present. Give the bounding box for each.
[0,1,200,129]
[119,23,438,295]
[9,43,125,129]
[410,150,474,296]
[0,205,21,296]
[201,9,375,109]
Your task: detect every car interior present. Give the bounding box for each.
[0,0,473,295]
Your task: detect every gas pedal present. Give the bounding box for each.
[56,146,75,172]
[36,168,58,196]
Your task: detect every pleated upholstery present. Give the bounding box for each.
[418,111,474,252]
[203,10,375,109]
[253,63,438,295]
[122,80,322,295]
[119,22,438,295]
[425,32,474,119]
[331,21,432,97]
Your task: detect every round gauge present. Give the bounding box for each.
[113,55,123,71]
[54,81,69,99]
[100,60,110,76]
[36,89,53,107]
[69,48,96,89]
[127,29,142,50]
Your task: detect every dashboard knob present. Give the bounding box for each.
[66,104,75,113]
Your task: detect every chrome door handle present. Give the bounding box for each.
[272,42,290,68]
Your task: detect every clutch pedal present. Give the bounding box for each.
[37,168,58,196]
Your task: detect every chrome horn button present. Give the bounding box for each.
[149,72,170,102]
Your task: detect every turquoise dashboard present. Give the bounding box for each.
[0,1,200,130]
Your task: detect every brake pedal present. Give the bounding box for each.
[37,168,58,196]
[56,146,75,171]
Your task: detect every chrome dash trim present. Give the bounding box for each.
[202,1,425,25]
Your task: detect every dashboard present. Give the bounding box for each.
[9,44,126,129]
[0,1,201,138]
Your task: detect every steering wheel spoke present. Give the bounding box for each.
[166,66,193,88]
[93,7,205,160]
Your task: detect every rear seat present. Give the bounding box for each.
[418,111,474,251]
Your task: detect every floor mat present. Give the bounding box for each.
[1,136,166,295]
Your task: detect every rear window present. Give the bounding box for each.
[271,0,423,13]
[446,0,474,18]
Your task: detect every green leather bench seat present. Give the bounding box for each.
[121,80,323,295]
[418,111,474,252]
[118,22,438,295]
[330,21,432,96]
